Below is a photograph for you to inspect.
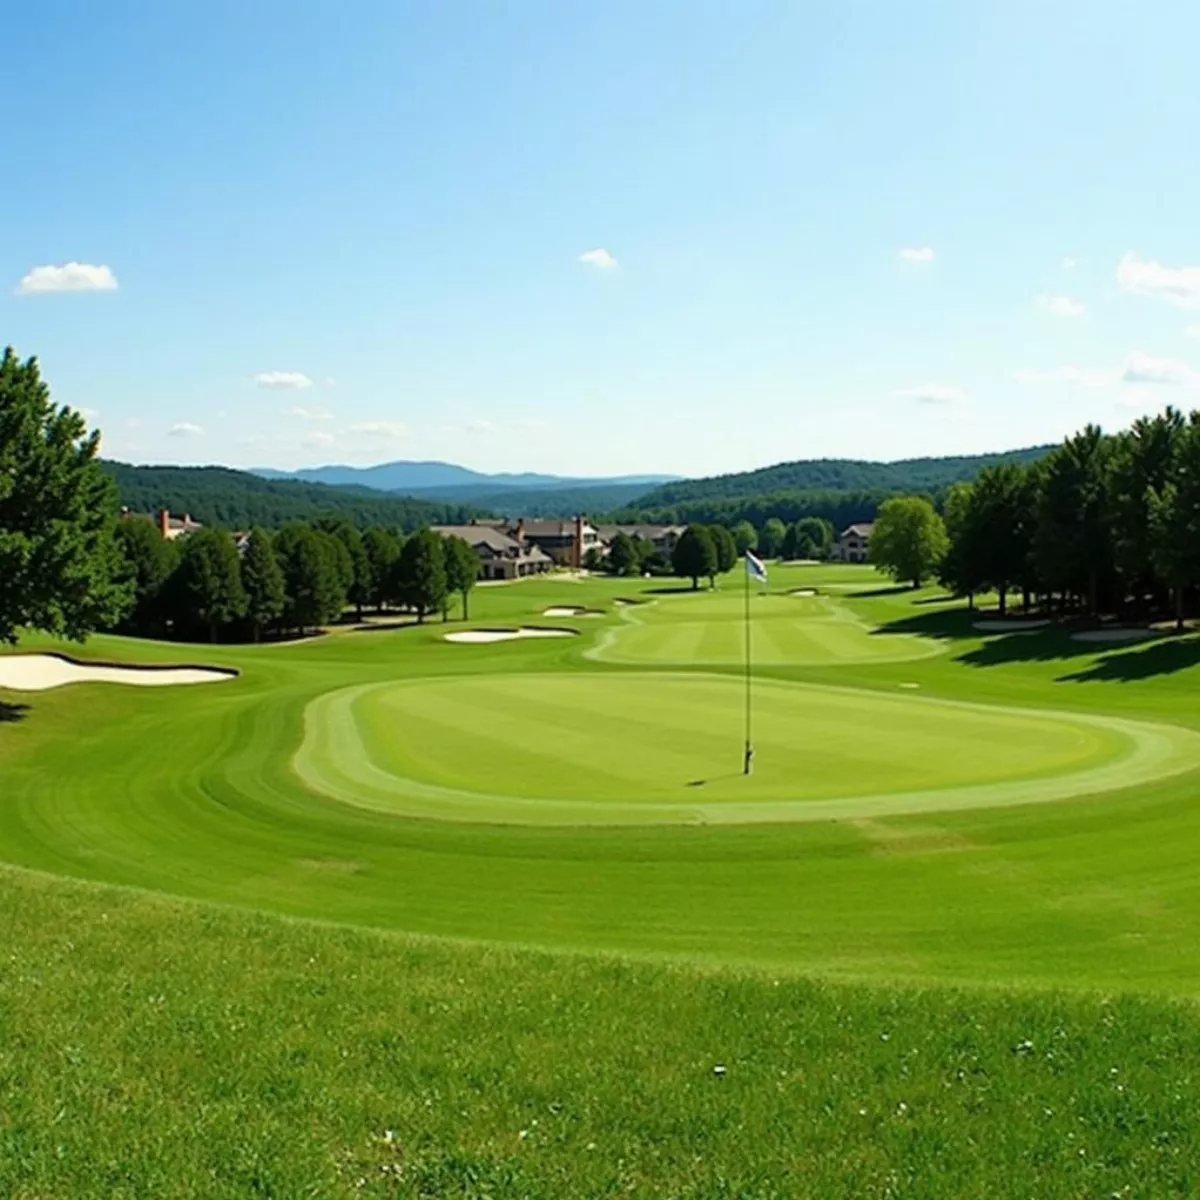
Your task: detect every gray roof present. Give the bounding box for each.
[433,525,551,562]
[840,523,875,538]
[596,524,685,542]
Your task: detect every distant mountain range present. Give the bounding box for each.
[253,460,679,501]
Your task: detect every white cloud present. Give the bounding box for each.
[1120,349,1199,387]
[898,247,934,263]
[579,248,618,269]
[168,422,204,438]
[286,406,333,421]
[895,383,968,405]
[302,431,337,448]
[1038,294,1086,317]
[1014,365,1116,388]
[16,262,118,294]
[465,419,496,433]
[348,420,407,439]
[254,370,313,389]
[1116,252,1200,310]
[1062,254,1079,269]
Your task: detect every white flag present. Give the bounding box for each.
[745,550,768,583]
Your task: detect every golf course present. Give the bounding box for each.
[6,562,1200,990]
[10,562,1200,1196]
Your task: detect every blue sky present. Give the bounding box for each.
[5,1,1200,478]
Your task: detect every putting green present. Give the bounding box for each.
[294,672,1200,826]
[588,590,941,666]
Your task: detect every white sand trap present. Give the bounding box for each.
[790,588,818,597]
[0,653,235,692]
[973,619,1051,633]
[1072,628,1158,644]
[544,606,584,617]
[444,627,579,645]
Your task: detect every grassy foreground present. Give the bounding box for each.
[2,862,1197,1199]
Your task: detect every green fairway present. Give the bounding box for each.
[295,671,1200,825]
[589,586,942,665]
[8,563,1200,992]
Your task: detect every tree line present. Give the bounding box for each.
[866,409,1200,628]
[116,518,481,642]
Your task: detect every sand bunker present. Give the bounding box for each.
[0,653,235,692]
[1072,628,1158,644]
[790,588,818,597]
[973,619,1051,633]
[444,627,579,645]
[542,606,602,618]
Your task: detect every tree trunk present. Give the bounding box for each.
[462,590,470,621]
[967,591,975,612]
[1021,586,1031,613]
[692,576,699,590]
[1176,585,1185,633]
[1088,569,1099,617]
[998,585,1007,617]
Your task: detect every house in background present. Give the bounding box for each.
[829,522,874,563]
[504,517,600,568]
[594,523,686,561]
[119,507,203,540]
[432,523,553,581]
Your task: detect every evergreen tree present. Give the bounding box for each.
[0,348,131,643]
[114,517,180,634]
[672,525,718,590]
[240,529,286,641]
[937,482,984,608]
[174,527,246,641]
[969,464,1035,615]
[275,524,344,633]
[869,496,948,588]
[608,531,641,576]
[1033,426,1113,615]
[396,529,447,622]
[1149,415,1200,630]
[442,535,480,620]
[317,519,372,618]
[732,520,758,554]
[759,517,787,558]
[362,528,403,611]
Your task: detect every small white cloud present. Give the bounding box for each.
[16,262,119,294]
[465,419,496,434]
[286,406,333,421]
[579,248,618,269]
[1120,350,1199,387]
[895,383,967,405]
[1014,365,1116,388]
[348,420,407,439]
[898,247,934,263]
[168,422,204,438]
[1038,294,1086,317]
[254,370,313,389]
[1116,252,1200,310]
[302,431,337,448]
[1062,254,1079,270]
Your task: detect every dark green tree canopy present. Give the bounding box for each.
[0,348,130,643]
[672,525,718,590]
[174,527,246,641]
[442,535,480,619]
[396,529,448,622]
[275,524,347,633]
[608,531,641,577]
[240,529,286,639]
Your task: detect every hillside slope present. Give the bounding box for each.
[102,462,478,530]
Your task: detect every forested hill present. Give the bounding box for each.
[102,462,479,530]
[630,446,1053,508]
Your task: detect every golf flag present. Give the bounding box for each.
[745,550,768,583]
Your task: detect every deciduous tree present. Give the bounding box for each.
[442,535,480,620]
[240,529,286,641]
[759,517,787,558]
[396,528,447,622]
[175,527,246,642]
[115,517,179,635]
[732,520,758,554]
[608,531,641,577]
[710,525,738,577]
[869,497,948,588]
[672,525,718,590]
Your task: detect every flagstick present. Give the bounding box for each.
[743,553,753,776]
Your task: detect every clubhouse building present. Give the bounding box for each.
[829,522,874,563]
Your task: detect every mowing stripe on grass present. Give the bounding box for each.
[293,672,1200,827]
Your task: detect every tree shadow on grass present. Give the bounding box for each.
[870,607,978,643]
[848,584,917,599]
[0,700,29,724]
[643,585,709,596]
[1057,635,1200,683]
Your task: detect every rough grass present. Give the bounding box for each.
[2,864,1198,1200]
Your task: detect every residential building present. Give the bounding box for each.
[830,522,874,563]
[432,523,553,581]
[507,516,600,568]
[595,523,686,560]
[119,507,203,540]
